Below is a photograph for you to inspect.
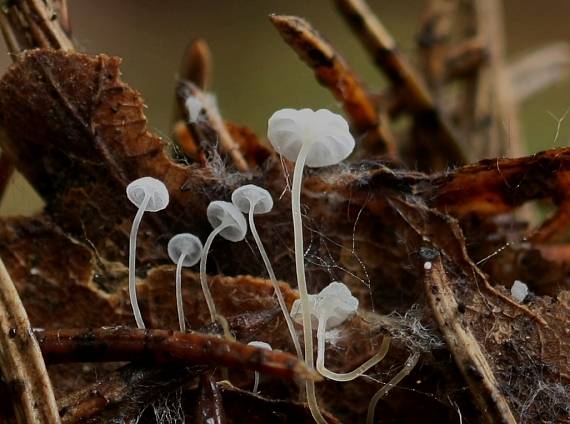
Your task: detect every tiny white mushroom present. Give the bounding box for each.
[268,108,355,424]
[291,282,390,382]
[167,233,203,332]
[126,177,169,329]
[247,340,273,393]
[232,184,303,359]
[511,280,528,303]
[200,201,247,323]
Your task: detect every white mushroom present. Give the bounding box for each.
[200,201,247,323]
[167,233,203,332]
[247,340,273,393]
[291,282,390,382]
[268,108,355,423]
[126,177,169,329]
[232,184,302,359]
[511,280,528,303]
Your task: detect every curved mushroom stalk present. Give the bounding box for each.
[268,108,355,424]
[167,233,203,332]
[232,184,303,360]
[126,177,169,329]
[200,201,247,323]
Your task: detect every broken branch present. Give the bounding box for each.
[0,258,60,424]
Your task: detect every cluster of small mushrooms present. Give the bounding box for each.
[125,108,401,423]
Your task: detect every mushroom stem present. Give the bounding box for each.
[316,316,390,381]
[176,253,188,332]
[128,193,150,329]
[291,142,326,423]
[200,223,226,323]
[252,371,261,393]
[248,209,303,360]
[366,352,420,424]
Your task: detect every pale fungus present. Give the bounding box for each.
[126,177,169,329]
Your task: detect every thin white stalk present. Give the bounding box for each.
[248,209,303,360]
[200,224,226,323]
[253,371,260,393]
[316,316,391,381]
[176,253,187,332]
[291,143,326,424]
[128,194,150,329]
[366,352,420,424]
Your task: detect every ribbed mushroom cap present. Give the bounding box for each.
[207,201,247,242]
[126,177,169,212]
[267,108,355,168]
[231,184,273,214]
[167,233,203,267]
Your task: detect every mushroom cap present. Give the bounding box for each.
[290,281,358,330]
[167,233,203,267]
[126,177,170,212]
[267,108,355,168]
[231,184,273,214]
[247,340,273,351]
[207,201,247,242]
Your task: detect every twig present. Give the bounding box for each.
[0,151,14,204]
[417,0,456,98]
[196,372,226,424]
[172,38,213,126]
[424,258,516,424]
[460,0,525,160]
[52,0,71,37]
[57,309,281,423]
[335,0,466,167]
[181,38,213,91]
[34,327,317,381]
[22,0,73,50]
[59,364,205,424]
[0,258,60,424]
[269,14,397,157]
[178,81,249,172]
[445,40,487,81]
[508,42,570,103]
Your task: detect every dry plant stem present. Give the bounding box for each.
[22,0,73,50]
[366,351,420,424]
[53,0,71,37]
[197,373,226,424]
[0,258,60,424]
[34,327,316,381]
[508,42,570,102]
[335,0,466,165]
[424,258,516,424]
[59,364,205,424]
[128,193,150,329]
[291,143,327,424]
[465,0,524,160]
[172,39,212,126]
[417,0,456,96]
[248,209,303,359]
[445,40,488,80]
[316,318,390,381]
[270,14,397,157]
[184,82,248,171]
[0,152,14,204]
[183,39,212,91]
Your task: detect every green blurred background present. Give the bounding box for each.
[0,0,568,215]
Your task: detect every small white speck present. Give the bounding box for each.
[424,261,432,270]
[511,280,528,303]
[30,268,39,275]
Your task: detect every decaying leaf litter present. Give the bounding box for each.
[0,0,568,423]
